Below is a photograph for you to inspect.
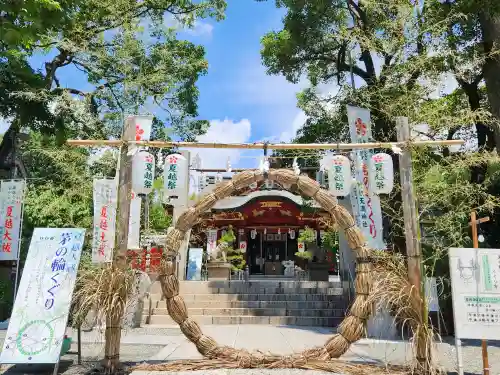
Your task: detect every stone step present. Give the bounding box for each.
[148,280,342,295]
[148,314,343,326]
[152,293,346,306]
[149,307,346,317]
[146,300,347,310]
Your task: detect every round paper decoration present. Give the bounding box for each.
[132,150,155,194]
[328,155,352,196]
[369,153,394,194]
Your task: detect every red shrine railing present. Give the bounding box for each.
[127,246,162,273]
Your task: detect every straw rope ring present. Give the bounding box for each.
[158,169,374,365]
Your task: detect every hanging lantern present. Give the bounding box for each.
[289,229,295,240]
[239,241,247,253]
[197,172,206,193]
[328,155,352,197]
[277,228,281,235]
[132,150,155,194]
[264,228,267,235]
[164,153,188,198]
[369,153,394,194]
[292,157,300,175]
[215,172,223,183]
[250,229,257,239]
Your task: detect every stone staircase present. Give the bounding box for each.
[143,280,348,326]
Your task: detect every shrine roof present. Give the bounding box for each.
[211,190,322,211]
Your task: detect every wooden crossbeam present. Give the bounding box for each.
[66,139,465,150]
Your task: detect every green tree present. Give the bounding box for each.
[0,0,226,170]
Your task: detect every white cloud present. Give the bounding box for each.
[278,111,307,142]
[164,15,213,39]
[186,21,213,38]
[182,118,252,170]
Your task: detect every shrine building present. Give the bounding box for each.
[197,179,336,276]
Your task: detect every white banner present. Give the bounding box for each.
[124,115,153,142]
[0,228,85,364]
[206,229,218,257]
[164,154,188,201]
[346,105,385,250]
[0,180,25,261]
[92,179,117,263]
[128,192,142,250]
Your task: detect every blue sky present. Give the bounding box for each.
[0,1,308,170]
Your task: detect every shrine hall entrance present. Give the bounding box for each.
[245,229,299,276]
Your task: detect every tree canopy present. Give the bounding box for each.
[0,0,227,169]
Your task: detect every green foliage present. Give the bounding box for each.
[294,250,313,260]
[1,0,227,167]
[148,203,172,233]
[322,231,339,251]
[218,226,236,245]
[226,249,246,271]
[297,226,316,244]
[0,275,14,319]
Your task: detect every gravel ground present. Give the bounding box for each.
[2,328,500,374]
[0,344,164,375]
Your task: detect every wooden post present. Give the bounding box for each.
[469,211,490,375]
[103,116,133,371]
[396,117,429,370]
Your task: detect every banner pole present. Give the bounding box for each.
[13,180,26,299]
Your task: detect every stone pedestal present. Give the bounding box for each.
[366,304,398,340]
[207,261,232,280]
[308,262,330,281]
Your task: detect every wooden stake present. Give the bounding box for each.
[103,116,134,371]
[469,211,490,375]
[396,117,429,370]
[66,139,464,150]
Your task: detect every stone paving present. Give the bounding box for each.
[1,325,500,374]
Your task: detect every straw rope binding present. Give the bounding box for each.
[157,169,376,369]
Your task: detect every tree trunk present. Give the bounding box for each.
[480,10,500,152]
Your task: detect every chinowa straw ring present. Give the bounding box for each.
[139,169,376,372]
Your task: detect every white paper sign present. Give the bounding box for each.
[206,229,218,257]
[0,180,25,261]
[164,154,188,200]
[128,192,142,249]
[425,277,439,312]
[0,228,85,364]
[92,179,117,263]
[346,105,385,250]
[124,115,153,142]
[239,241,247,253]
[449,247,500,340]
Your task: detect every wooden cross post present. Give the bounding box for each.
[396,117,428,371]
[469,211,491,375]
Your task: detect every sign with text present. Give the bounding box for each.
[92,179,117,263]
[128,192,142,250]
[186,248,203,281]
[0,180,25,261]
[449,247,500,340]
[0,228,85,364]
[346,105,385,250]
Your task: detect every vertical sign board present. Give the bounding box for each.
[346,106,385,250]
[0,228,85,364]
[0,180,25,261]
[206,229,218,258]
[449,247,500,340]
[425,277,440,312]
[127,192,142,250]
[92,179,117,263]
[0,188,6,254]
[186,248,203,281]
